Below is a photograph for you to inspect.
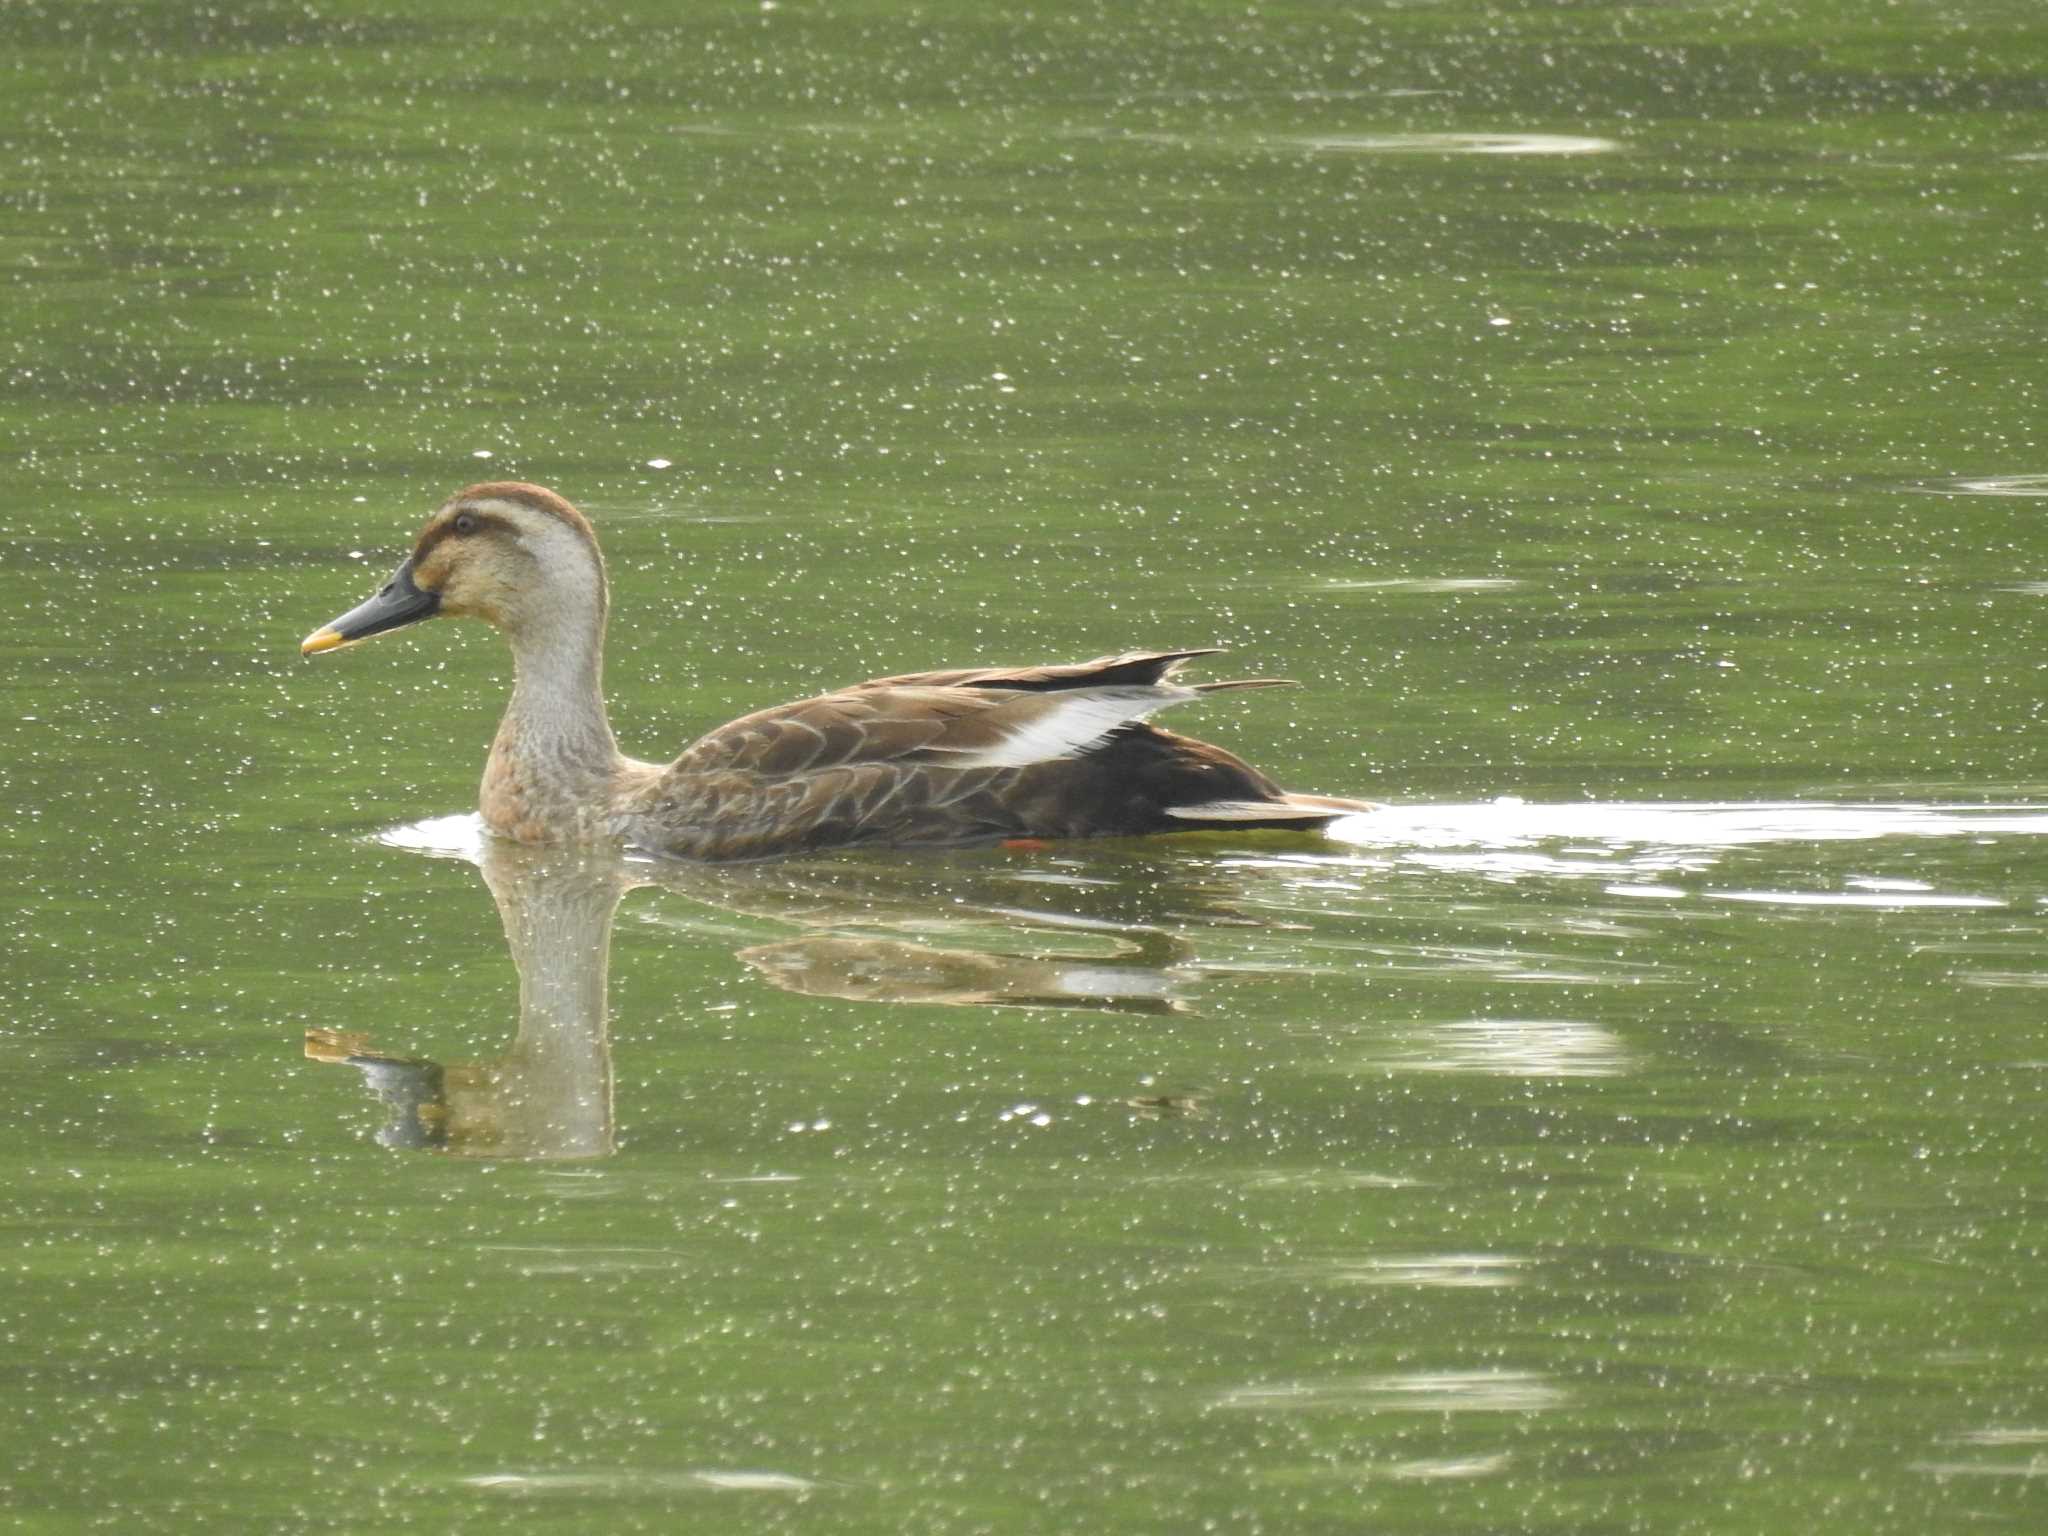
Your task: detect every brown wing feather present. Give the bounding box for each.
[856,648,1222,693]
[634,651,1361,859]
[670,665,1210,782]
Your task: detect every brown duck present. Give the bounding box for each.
[301,483,1375,860]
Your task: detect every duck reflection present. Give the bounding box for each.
[736,930,1190,1012]
[309,839,632,1157]
[656,851,1208,1017]
[310,825,1232,1157]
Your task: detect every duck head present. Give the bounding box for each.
[301,482,607,655]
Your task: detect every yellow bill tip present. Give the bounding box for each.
[301,626,349,656]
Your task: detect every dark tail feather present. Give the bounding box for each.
[1050,649,1221,689]
[1191,677,1297,694]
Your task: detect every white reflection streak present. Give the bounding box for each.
[1280,131,1620,156]
[1300,800,2048,908]
[463,1469,816,1494]
[473,1243,691,1276]
[1378,1017,1629,1078]
[1910,1455,2048,1480]
[1386,1453,1512,1481]
[1217,1370,1566,1414]
[1321,576,1523,593]
[1329,1253,1530,1288]
[1717,890,2004,910]
[1327,800,2048,853]
[1959,1428,2048,1446]
[1914,473,2048,497]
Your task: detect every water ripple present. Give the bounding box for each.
[1913,472,2048,497]
[1217,1370,1567,1414]
[1384,1453,1513,1481]
[1324,1253,1531,1288]
[1328,800,2048,853]
[1278,131,1620,156]
[1368,1018,1630,1077]
[463,1468,817,1496]
[1716,890,2003,910]
[377,811,488,859]
[1320,576,1523,594]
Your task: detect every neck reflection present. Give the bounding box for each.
[309,829,1210,1159]
[309,839,630,1158]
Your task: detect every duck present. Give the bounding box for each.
[300,482,1376,860]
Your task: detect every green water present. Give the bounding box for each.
[6,1,2048,1530]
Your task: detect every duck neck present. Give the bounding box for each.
[484,602,624,839]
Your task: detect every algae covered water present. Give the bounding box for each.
[4,3,2047,1530]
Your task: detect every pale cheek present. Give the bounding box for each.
[435,573,505,624]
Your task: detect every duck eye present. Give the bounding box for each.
[453,512,478,536]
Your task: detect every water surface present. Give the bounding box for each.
[5,2,2048,1531]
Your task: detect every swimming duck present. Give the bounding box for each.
[301,482,1374,860]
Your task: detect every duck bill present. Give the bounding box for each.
[301,556,441,656]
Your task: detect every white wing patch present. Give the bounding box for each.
[928,685,1199,769]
